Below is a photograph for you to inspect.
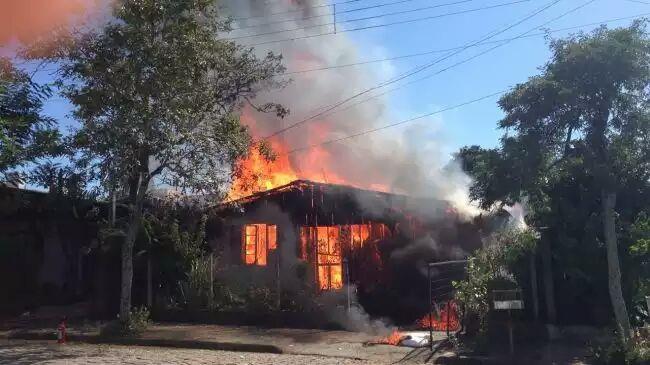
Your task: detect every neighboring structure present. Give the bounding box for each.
[0,186,101,315]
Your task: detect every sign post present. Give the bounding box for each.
[492,289,524,355]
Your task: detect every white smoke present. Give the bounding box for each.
[504,201,528,231]
[223,0,480,216]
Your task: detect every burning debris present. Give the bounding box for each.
[416,301,461,332]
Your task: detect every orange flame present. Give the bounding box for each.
[228,109,390,200]
[417,301,460,332]
[378,330,404,346]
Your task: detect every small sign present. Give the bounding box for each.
[494,300,524,310]
[492,289,524,311]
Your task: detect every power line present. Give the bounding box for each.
[281,9,638,124]
[624,0,650,4]
[228,0,476,39]
[283,0,596,155]
[33,13,650,78]
[245,0,532,46]
[354,0,596,106]
[280,13,650,75]
[231,0,436,31]
[230,0,365,21]
[286,91,504,154]
[263,0,563,139]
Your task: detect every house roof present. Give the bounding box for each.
[223,179,411,207]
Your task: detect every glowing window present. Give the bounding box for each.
[316,226,343,290]
[242,224,277,266]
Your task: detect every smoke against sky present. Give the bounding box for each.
[0,0,99,45]
[224,0,480,215]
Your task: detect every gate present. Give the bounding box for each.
[426,259,467,348]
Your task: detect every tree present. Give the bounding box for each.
[458,23,650,339]
[26,0,287,319]
[0,58,60,179]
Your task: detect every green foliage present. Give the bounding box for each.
[28,161,96,200]
[591,332,650,365]
[629,213,650,258]
[101,306,151,337]
[0,58,61,176]
[626,212,650,324]
[244,286,275,313]
[21,0,288,316]
[457,23,650,331]
[454,229,538,333]
[24,0,288,198]
[143,211,213,310]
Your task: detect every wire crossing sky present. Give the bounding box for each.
[21,0,649,166]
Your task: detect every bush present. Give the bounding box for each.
[245,286,275,312]
[453,228,537,336]
[591,332,650,365]
[101,306,150,337]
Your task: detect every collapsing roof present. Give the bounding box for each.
[216,179,456,226]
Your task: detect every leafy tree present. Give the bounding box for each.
[25,0,287,319]
[626,212,650,323]
[0,58,60,179]
[458,23,650,339]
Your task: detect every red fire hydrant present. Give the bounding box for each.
[57,317,67,344]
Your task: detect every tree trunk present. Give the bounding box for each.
[540,238,557,323]
[119,173,147,320]
[602,190,632,339]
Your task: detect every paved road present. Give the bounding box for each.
[0,340,377,365]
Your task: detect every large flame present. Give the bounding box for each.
[228,109,390,200]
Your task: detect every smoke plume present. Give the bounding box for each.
[0,0,101,46]
[223,0,480,216]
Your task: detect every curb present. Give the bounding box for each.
[6,331,283,354]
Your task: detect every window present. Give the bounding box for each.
[242,224,277,266]
[316,226,343,290]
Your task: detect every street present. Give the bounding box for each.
[0,340,373,365]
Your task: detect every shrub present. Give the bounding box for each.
[591,331,650,365]
[245,286,275,312]
[453,228,537,335]
[101,306,150,337]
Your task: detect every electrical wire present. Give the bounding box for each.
[230,0,365,21]
[263,0,563,140]
[282,1,595,156]
[228,0,477,39]
[279,12,650,75]
[286,90,505,154]
[32,13,650,78]
[245,0,532,46]
[231,0,440,31]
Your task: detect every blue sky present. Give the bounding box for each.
[26,0,650,163]
[335,0,648,156]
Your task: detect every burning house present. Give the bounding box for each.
[213,179,488,324]
[208,0,496,326]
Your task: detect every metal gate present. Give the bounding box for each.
[426,259,467,348]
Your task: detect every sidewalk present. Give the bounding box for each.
[2,323,435,362]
